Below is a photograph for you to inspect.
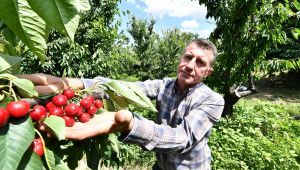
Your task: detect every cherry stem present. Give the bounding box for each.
[9,80,18,101]
[34,129,52,170]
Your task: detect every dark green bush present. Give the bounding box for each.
[210,99,300,170]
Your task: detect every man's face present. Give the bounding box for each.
[177,43,213,90]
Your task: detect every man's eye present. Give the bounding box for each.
[196,59,205,66]
[184,55,192,60]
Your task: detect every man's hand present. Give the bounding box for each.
[17,73,84,95]
[39,110,134,140]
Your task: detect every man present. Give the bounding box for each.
[19,38,224,170]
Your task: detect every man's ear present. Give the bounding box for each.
[205,67,214,77]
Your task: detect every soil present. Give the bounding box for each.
[244,77,300,103]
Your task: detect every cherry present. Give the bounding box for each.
[45,101,56,111]
[6,101,30,118]
[63,88,75,99]
[85,95,94,104]
[76,107,84,117]
[80,98,92,109]
[48,107,64,117]
[31,138,44,157]
[63,115,75,127]
[52,94,68,107]
[64,103,78,116]
[29,105,47,121]
[94,99,103,109]
[79,113,90,123]
[0,108,9,127]
[87,105,97,115]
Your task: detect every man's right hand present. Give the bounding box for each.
[39,110,134,140]
[17,73,84,95]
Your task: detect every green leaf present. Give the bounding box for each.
[0,0,48,61]
[0,96,13,108]
[78,0,91,11]
[85,140,101,170]
[65,142,84,170]
[27,0,90,40]
[103,99,117,111]
[126,82,157,112]
[0,116,35,170]
[45,147,70,170]
[0,54,22,74]
[292,28,300,40]
[0,73,17,80]
[294,0,300,10]
[43,116,65,140]
[1,27,17,47]
[17,149,44,170]
[108,134,119,154]
[106,90,130,110]
[1,27,18,56]
[103,81,149,109]
[12,78,38,98]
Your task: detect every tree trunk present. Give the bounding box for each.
[221,73,258,117]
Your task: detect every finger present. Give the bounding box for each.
[115,110,132,124]
[16,73,49,85]
[35,85,62,95]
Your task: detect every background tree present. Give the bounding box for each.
[198,0,300,116]
[20,0,125,78]
[0,0,90,61]
[127,16,159,80]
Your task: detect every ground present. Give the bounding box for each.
[244,77,300,103]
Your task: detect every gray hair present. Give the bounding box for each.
[184,38,218,66]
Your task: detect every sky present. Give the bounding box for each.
[118,0,216,38]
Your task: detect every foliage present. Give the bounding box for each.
[197,0,300,95]
[258,1,300,78]
[127,16,159,81]
[209,99,300,169]
[20,0,123,78]
[257,58,300,77]
[0,0,90,61]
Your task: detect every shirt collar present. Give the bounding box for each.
[173,79,203,97]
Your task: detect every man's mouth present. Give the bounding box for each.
[181,71,193,77]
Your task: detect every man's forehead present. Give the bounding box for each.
[185,44,213,56]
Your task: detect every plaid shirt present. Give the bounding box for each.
[82,77,224,170]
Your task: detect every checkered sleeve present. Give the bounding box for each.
[120,92,224,153]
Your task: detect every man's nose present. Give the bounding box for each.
[186,58,196,69]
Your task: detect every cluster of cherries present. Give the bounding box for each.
[0,87,103,156]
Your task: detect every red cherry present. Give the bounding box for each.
[64,103,78,116]
[63,88,75,99]
[94,99,103,109]
[62,115,75,127]
[76,107,84,116]
[87,105,97,115]
[29,105,47,121]
[80,98,92,109]
[52,94,68,107]
[6,101,30,118]
[45,102,56,111]
[0,108,9,127]
[31,138,44,157]
[79,113,90,123]
[85,95,94,103]
[48,107,64,117]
